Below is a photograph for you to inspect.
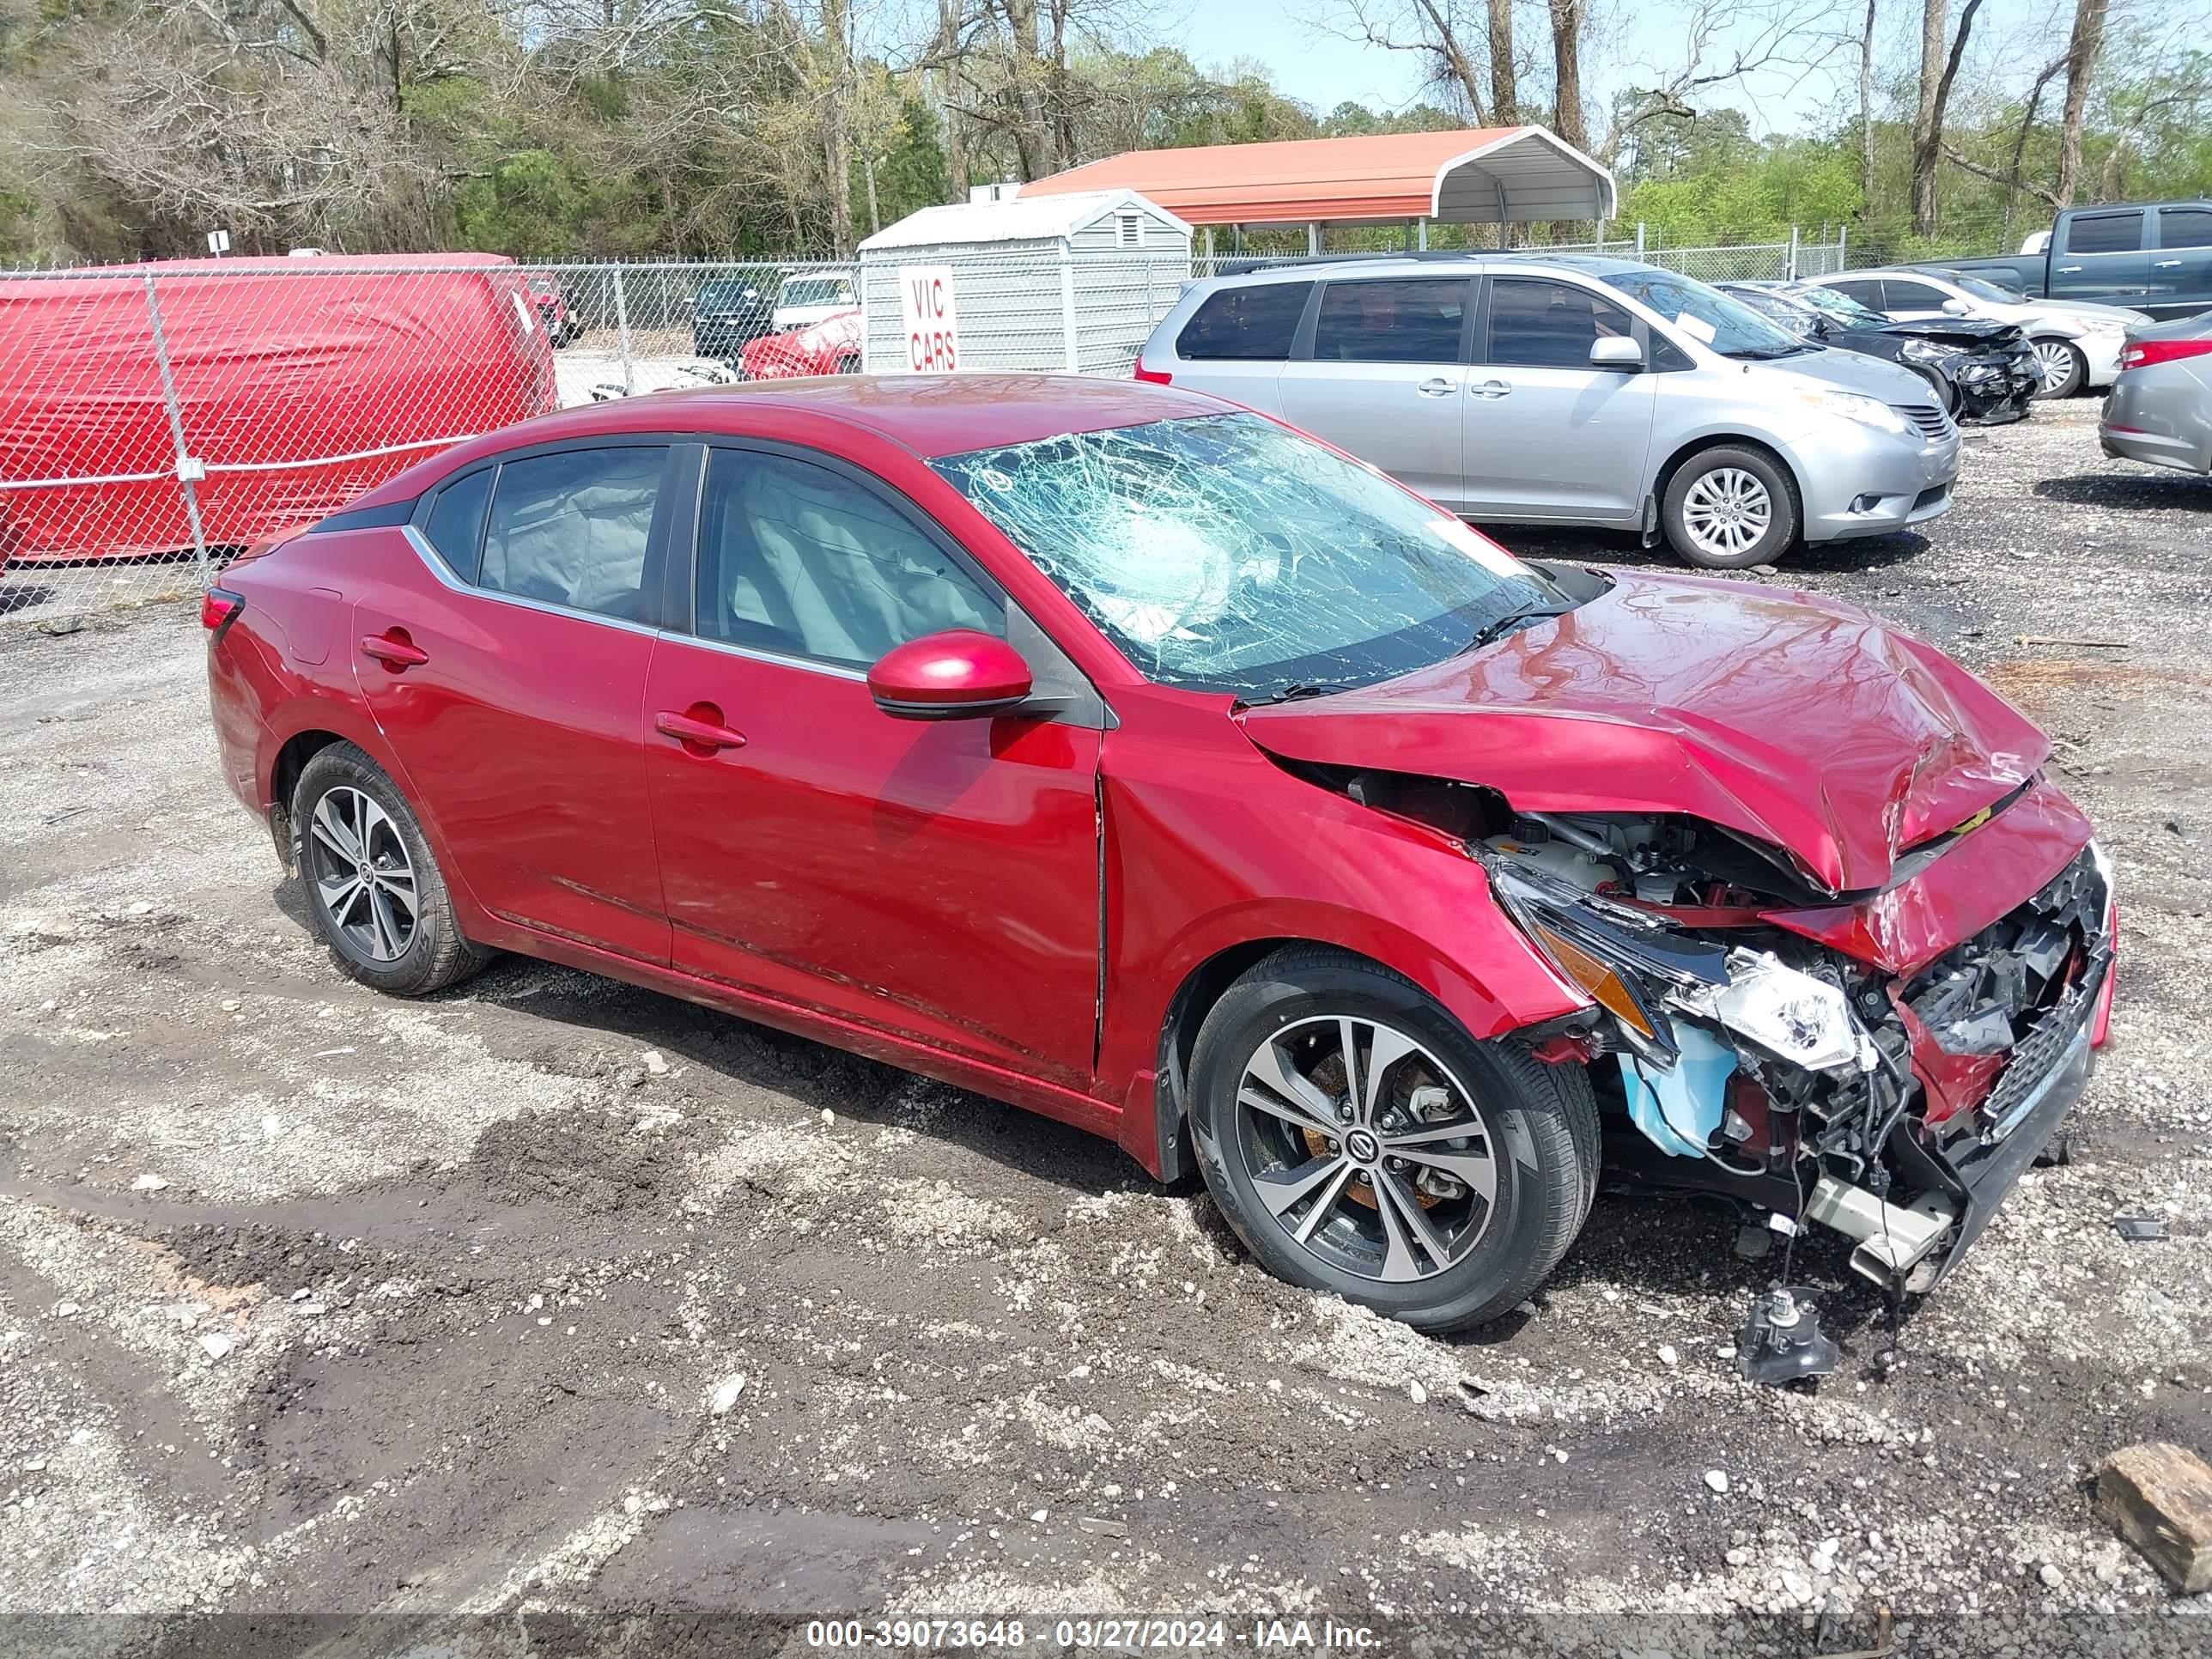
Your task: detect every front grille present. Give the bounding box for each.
[1894,403,1956,442]
[1906,844,2112,1142]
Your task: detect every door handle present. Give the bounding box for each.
[2057,265,2082,273]
[359,631,429,669]
[655,704,748,753]
[1470,380,1512,398]
[1416,377,1456,398]
[2154,259,2182,269]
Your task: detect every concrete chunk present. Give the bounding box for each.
[2096,1442,2212,1594]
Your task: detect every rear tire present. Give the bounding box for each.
[292,743,489,997]
[1186,946,1599,1334]
[2029,337,2086,399]
[1662,445,1800,571]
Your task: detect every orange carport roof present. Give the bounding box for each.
[1018,126,1616,226]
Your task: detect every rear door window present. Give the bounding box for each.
[480,447,668,621]
[1484,278,1636,369]
[1311,279,1469,363]
[1881,278,1951,311]
[2065,211,2145,254]
[1176,283,1313,360]
[2157,208,2212,250]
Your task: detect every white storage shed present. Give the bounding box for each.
[857,190,1192,375]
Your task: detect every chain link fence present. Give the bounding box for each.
[0,229,1848,627]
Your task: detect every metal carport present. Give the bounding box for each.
[1018,127,1617,247]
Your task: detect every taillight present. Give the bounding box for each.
[2122,338,2212,369]
[200,586,245,642]
[1133,365,1173,385]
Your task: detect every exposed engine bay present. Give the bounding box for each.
[1326,767,2116,1303]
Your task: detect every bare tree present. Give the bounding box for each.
[1594,0,1840,164]
[1486,0,1516,124]
[1909,0,1980,235]
[1306,0,1493,122]
[2051,0,2106,204]
[1548,0,1584,149]
[1856,0,1876,205]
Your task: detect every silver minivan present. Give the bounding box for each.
[1137,255,1961,569]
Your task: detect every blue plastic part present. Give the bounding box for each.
[1619,1027,1737,1159]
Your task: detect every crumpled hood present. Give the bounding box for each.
[1240,571,2050,895]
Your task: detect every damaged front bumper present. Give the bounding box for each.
[1486,817,2114,1294]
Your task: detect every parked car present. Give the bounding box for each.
[2100,311,2212,475]
[1137,255,1960,570]
[772,270,858,331]
[1798,266,2148,398]
[202,375,2113,1335]
[1943,200,2212,319]
[0,253,556,567]
[690,266,782,361]
[738,308,862,380]
[526,272,584,347]
[1717,280,2038,423]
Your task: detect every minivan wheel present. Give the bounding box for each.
[2030,338,2086,398]
[293,743,489,997]
[1662,446,1800,570]
[1186,947,1599,1334]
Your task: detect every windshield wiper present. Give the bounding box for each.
[1241,679,1357,706]
[1725,342,1818,359]
[1465,605,1570,653]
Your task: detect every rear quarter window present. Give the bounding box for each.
[421,468,493,578]
[1176,283,1313,360]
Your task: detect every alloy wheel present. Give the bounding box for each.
[1680,467,1773,561]
[305,787,418,963]
[2031,338,2076,393]
[1232,1015,1499,1283]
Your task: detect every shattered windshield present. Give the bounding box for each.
[931,414,1557,699]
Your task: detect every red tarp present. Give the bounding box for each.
[0,253,558,563]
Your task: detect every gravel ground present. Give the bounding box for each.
[2,398,2209,1656]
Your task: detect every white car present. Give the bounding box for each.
[1802,266,2151,397]
[771,271,858,331]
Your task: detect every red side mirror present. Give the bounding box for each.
[867,629,1034,720]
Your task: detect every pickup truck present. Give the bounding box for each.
[1947,201,2212,319]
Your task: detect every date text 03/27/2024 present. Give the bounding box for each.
[802,1619,1382,1650]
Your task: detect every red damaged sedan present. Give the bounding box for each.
[204,376,2114,1337]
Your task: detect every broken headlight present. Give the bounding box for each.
[1486,858,1873,1074]
[1675,951,1875,1073]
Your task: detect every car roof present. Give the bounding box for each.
[1204,251,1659,283]
[345,374,1237,509]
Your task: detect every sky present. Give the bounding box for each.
[1171,0,2059,142]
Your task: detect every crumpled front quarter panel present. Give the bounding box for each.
[1093,689,1585,1103]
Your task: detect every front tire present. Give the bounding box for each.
[1910,363,1958,416]
[1662,444,1800,570]
[1187,947,1599,1334]
[292,743,488,997]
[2029,337,2086,398]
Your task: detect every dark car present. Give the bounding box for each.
[1718,281,2039,424]
[202,374,2112,1339]
[690,266,781,361]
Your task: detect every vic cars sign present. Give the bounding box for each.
[898,266,961,372]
